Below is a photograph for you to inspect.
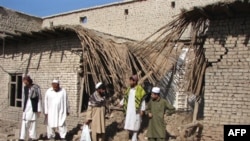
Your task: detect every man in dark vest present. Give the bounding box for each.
[20,76,42,141]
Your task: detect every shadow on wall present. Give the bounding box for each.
[206,17,250,62]
[160,70,176,105]
[198,95,205,120]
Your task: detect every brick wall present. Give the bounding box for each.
[0,35,82,127]
[0,6,42,34]
[42,0,220,41]
[203,17,250,140]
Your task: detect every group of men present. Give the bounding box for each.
[20,76,70,141]
[19,74,175,141]
[86,75,175,141]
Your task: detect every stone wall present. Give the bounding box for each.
[0,35,82,127]
[42,0,221,41]
[0,6,42,35]
[203,17,250,140]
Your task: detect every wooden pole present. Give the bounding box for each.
[192,97,200,123]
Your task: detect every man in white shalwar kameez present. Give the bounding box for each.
[120,75,146,141]
[20,76,42,141]
[44,79,70,140]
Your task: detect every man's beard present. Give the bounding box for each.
[100,92,106,97]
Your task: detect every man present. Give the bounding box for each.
[119,75,146,141]
[85,82,106,141]
[20,76,42,141]
[44,79,70,140]
[147,87,175,141]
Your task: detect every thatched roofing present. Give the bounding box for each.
[1,25,139,94]
[0,25,186,99]
[1,25,133,44]
[129,0,250,96]
[2,0,248,97]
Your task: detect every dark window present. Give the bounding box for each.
[9,74,22,107]
[124,9,129,15]
[80,16,88,24]
[11,75,16,82]
[171,1,175,8]
[49,21,53,27]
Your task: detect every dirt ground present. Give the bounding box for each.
[0,111,218,141]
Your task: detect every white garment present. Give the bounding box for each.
[132,132,138,141]
[47,124,67,139]
[44,88,70,128]
[80,124,91,141]
[20,88,42,140]
[20,119,37,139]
[120,88,145,131]
[22,98,41,121]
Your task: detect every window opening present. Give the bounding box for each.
[124,9,129,15]
[80,16,88,24]
[171,1,175,8]
[9,74,22,108]
[49,21,54,27]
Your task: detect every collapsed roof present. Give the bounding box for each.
[0,25,183,97]
[2,0,248,97]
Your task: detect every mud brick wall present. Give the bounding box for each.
[42,0,220,41]
[0,35,82,127]
[203,17,250,141]
[0,6,42,34]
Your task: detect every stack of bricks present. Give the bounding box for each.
[202,17,250,140]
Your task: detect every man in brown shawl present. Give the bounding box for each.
[86,82,106,141]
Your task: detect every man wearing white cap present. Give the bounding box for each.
[85,82,106,141]
[119,74,146,141]
[147,87,175,141]
[44,79,70,140]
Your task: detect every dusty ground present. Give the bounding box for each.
[0,119,19,140]
[0,111,219,141]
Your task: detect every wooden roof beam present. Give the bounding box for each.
[42,30,62,37]
[12,34,35,42]
[29,31,49,39]
[34,31,56,38]
[53,29,74,36]
[198,8,212,19]
[3,36,27,43]
[14,30,37,40]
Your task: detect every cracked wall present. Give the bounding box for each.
[202,17,250,141]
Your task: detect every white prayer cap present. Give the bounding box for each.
[95,82,103,89]
[152,87,160,94]
[52,79,59,84]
